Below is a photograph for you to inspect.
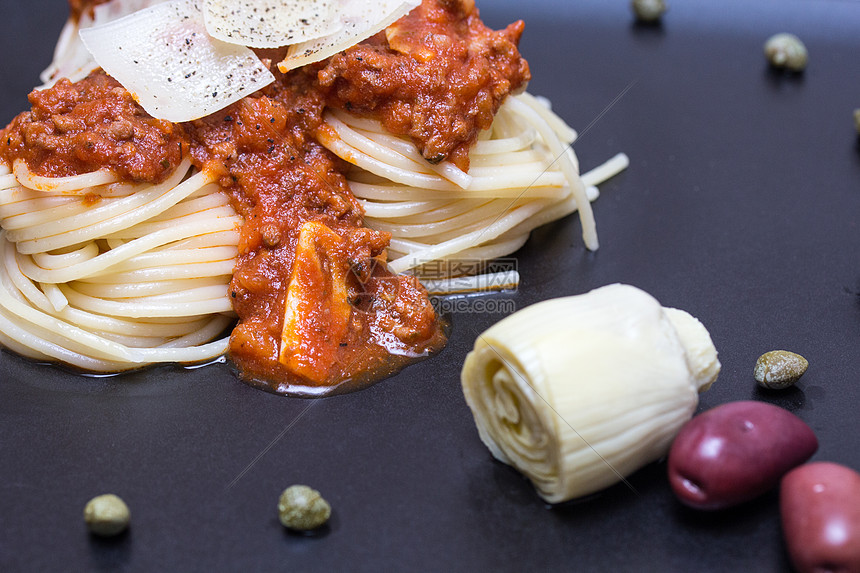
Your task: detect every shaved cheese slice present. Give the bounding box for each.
[80,0,275,123]
[277,0,421,72]
[40,0,171,88]
[203,0,342,49]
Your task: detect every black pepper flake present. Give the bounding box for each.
[339,342,348,347]
[224,115,233,122]
[297,108,305,114]
[270,117,275,123]
[345,101,353,111]
[212,91,218,97]
[231,291,237,298]
[266,138,274,144]
[255,124,261,130]
[356,56,362,61]
[267,145,275,153]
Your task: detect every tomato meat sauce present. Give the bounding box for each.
[2,71,185,182]
[0,0,530,395]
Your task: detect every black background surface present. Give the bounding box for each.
[2,1,860,571]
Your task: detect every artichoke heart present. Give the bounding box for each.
[460,283,720,504]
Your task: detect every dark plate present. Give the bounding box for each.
[2,1,860,571]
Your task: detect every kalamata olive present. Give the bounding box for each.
[781,462,860,573]
[667,401,817,510]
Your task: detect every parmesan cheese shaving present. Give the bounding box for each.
[39,0,170,88]
[202,0,342,48]
[277,0,421,72]
[79,0,275,123]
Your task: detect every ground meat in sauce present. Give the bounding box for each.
[0,0,529,394]
[0,71,185,182]
[317,0,529,170]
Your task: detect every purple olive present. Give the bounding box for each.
[667,401,818,510]
[781,462,860,573]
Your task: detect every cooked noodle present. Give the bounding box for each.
[320,94,627,274]
[318,91,627,282]
[0,160,240,371]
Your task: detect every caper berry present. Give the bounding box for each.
[631,0,667,23]
[83,494,130,537]
[764,33,808,72]
[754,350,809,390]
[277,485,331,531]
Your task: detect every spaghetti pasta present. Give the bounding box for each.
[0,160,240,371]
[319,91,628,280]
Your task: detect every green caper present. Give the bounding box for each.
[754,350,809,390]
[277,485,331,531]
[764,33,808,72]
[83,494,130,536]
[632,0,667,23]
